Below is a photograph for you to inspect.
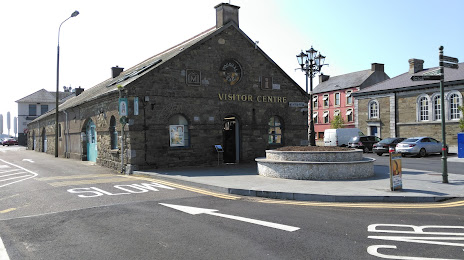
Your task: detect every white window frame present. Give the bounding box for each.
[346,90,353,105]
[334,92,341,107]
[346,108,353,122]
[431,93,441,121]
[447,90,462,120]
[313,112,318,124]
[417,94,430,121]
[323,110,329,123]
[368,100,379,119]
[334,109,340,117]
[323,94,329,107]
[313,95,318,109]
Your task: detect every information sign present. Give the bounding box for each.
[442,55,459,63]
[443,63,459,69]
[389,153,402,191]
[410,75,441,81]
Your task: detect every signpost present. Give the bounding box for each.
[410,46,459,183]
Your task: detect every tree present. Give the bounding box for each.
[330,115,345,129]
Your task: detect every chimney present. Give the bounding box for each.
[75,87,84,96]
[319,74,330,83]
[215,3,240,28]
[111,66,124,78]
[408,59,424,74]
[371,63,384,72]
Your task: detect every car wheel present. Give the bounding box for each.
[419,148,427,157]
[401,153,405,157]
[377,153,383,156]
[363,147,369,153]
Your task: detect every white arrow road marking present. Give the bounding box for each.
[0,235,10,260]
[159,203,300,232]
[22,159,34,163]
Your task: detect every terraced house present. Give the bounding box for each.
[353,58,464,149]
[27,3,309,172]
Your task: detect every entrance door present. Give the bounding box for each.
[370,126,378,137]
[223,116,240,163]
[42,129,47,152]
[86,120,97,162]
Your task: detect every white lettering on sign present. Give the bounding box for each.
[67,182,175,198]
[367,224,464,259]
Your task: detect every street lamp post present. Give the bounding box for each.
[297,46,326,146]
[56,10,79,157]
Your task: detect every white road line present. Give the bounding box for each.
[0,235,10,260]
[0,171,24,177]
[0,159,38,188]
[0,174,34,182]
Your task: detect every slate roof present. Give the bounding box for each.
[354,63,464,95]
[313,70,375,94]
[16,89,73,103]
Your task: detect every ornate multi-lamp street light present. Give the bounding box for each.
[296,46,326,146]
[55,10,79,157]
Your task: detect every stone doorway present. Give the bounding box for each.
[223,116,240,163]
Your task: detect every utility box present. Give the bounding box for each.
[458,133,464,158]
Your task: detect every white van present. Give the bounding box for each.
[324,128,364,147]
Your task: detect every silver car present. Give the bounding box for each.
[395,136,445,157]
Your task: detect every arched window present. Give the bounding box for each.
[312,95,318,109]
[368,100,379,119]
[346,108,353,122]
[432,94,441,121]
[417,95,429,121]
[169,114,189,147]
[346,90,353,105]
[313,112,318,124]
[268,116,282,144]
[110,116,118,149]
[448,92,462,120]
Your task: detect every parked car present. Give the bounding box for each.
[324,128,364,147]
[348,135,381,153]
[372,137,406,156]
[395,137,445,157]
[2,138,18,146]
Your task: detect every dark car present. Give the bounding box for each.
[348,136,381,153]
[372,137,406,156]
[2,138,18,146]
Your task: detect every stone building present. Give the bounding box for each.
[28,3,308,172]
[312,63,389,140]
[353,58,464,148]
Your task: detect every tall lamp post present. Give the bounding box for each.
[56,10,79,157]
[297,46,326,146]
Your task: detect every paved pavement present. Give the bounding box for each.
[134,153,464,203]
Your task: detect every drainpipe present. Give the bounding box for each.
[63,110,69,158]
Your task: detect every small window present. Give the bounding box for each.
[449,93,461,120]
[346,91,353,105]
[334,93,340,106]
[418,96,429,121]
[29,104,37,116]
[268,116,282,144]
[368,100,379,119]
[58,124,62,138]
[323,111,329,123]
[433,95,441,120]
[334,110,340,117]
[41,105,48,115]
[110,116,118,149]
[169,114,190,147]
[323,94,329,107]
[313,112,318,124]
[313,96,318,109]
[346,109,353,122]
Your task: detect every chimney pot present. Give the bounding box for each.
[75,87,84,96]
[408,59,424,74]
[111,66,124,78]
[215,3,240,28]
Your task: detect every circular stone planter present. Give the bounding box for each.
[255,149,375,180]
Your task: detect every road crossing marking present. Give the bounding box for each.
[0,234,10,260]
[0,159,38,188]
[36,174,114,181]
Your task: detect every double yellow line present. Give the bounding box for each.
[124,175,241,200]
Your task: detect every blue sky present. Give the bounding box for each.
[0,0,463,135]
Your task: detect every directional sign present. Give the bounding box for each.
[411,75,441,81]
[442,55,459,63]
[159,203,300,232]
[443,62,459,69]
